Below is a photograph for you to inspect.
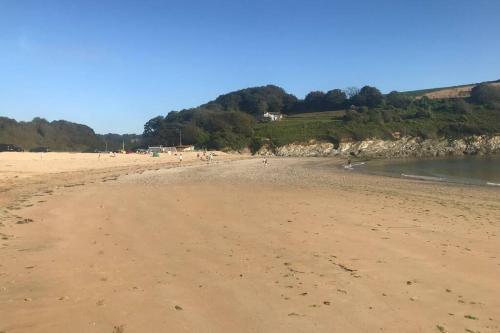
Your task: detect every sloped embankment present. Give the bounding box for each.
[257,135,500,159]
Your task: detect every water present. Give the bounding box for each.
[356,155,500,186]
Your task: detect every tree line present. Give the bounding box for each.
[143,82,500,150]
[0,117,142,152]
[4,81,498,152]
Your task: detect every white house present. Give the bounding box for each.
[262,112,283,121]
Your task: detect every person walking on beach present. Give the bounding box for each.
[179,153,183,164]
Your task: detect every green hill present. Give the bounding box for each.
[0,117,141,152]
[144,80,500,151]
[3,79,499,153]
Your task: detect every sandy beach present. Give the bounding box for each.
[1,153,499,333]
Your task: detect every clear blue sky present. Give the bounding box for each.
[1,0,499,134]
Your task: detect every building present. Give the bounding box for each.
[147,146,177,153]
[176,145,195,152]
[262,112,283,122]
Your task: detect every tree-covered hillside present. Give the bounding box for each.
[144,81,500,151]
[202,85,298,115]
[0,117,141,152]
[3,80,499,153]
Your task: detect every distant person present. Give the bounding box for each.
[179,153,183,164]
[345,158,353,170]
[263,158,268,166]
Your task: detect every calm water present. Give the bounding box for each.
[357,155,500,186]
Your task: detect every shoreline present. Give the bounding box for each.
[348,154,500,188]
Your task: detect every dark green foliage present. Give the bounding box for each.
[325,89,347,109]
[386,91,412,108]
[144,83,500,151]
[297,89,347,113]
[350,86,384,107]
[249,137,266,154]
[304,91,327,111]
[143,108,255,150]
[0,117,101,152]
[204,85,298,115]
[0,117,140,152]
[470,83,500,106]
[143,85,298,150]
[451,99,472,114]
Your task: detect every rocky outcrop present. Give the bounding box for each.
[256,135,500,159]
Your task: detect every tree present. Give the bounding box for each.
[324,89,347,110]
[209,85,298,115]
[343,109,360,122]
[143,116,164,138]
[470,84,500,105]
[304,91,326,111]
[350,86,384,107]
[386,91,412,108]
[343,87,360,99]
[451,99,472,114]
[182,123,209,146]
[282,94,299,114]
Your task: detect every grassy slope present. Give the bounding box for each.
[255,112,344,145]
[255,79,500,146]
[402,79,500,98]
[255,106,500,145]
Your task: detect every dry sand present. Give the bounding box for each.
[0,153,499,333]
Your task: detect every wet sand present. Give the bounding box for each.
[0,154,499,332]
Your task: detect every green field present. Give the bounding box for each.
[255,104,500,147]
[255,111,345,145]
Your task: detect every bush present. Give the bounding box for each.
[470,84,500,105]
[349,86,384,107]
[415,109,433,119]
[249,137,264,154]
[386,91,412,108]
[451,99,472,114]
